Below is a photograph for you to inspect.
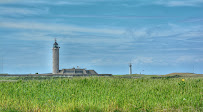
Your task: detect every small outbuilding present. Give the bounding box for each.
[58,68,98,75]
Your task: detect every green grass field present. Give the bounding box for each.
[0,76,202,112]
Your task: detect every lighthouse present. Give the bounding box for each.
[129,63,132,75]
[52,39,60,74]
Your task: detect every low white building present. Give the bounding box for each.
[52,39,98,75]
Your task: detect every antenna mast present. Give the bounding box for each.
[129,63,132,75]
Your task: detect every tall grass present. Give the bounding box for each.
[0,77,202,111]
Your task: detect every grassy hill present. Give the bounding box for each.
[165,73,203,77]
[113,73,203,79]
[113,74,160,78]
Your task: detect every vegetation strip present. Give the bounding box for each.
[0,76,202,111]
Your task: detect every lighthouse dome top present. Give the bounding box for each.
[53,39,59,48]
[54,42,58,45]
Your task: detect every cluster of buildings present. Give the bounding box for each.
[52,39,111,76]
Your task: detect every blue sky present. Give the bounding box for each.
[0,0,203,75]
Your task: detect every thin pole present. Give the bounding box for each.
[129,63,132,75]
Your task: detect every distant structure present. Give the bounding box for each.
[129,63,132,75]
[52,39,60,74]
[58,68,98,75]
[52,39,101,76]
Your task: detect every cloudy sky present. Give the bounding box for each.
[0,0,203,75]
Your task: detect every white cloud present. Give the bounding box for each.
[132,57,154,64]
[90,57,125,66]
[181,18,203,23]
[176,56,193,63]
[1,21,202,45]
[175,55,203,63]
[0,0,20,4]
[0,21,124,35]
[155,0,203,7]
[4,22,201,46]
[10,32,130,47]
[131,55,203,66]
[179,32,203,38]
[10,32,53,41]
[0,0,91,5]
[123,23,203,41]
[0,7,49,15]
[131,56,171,65]
[25,0,90,5]
[0,0,203,7]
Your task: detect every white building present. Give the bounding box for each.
[52,40,98,75]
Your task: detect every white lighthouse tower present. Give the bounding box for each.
[52,39,60,74]
[129,63,132,75]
